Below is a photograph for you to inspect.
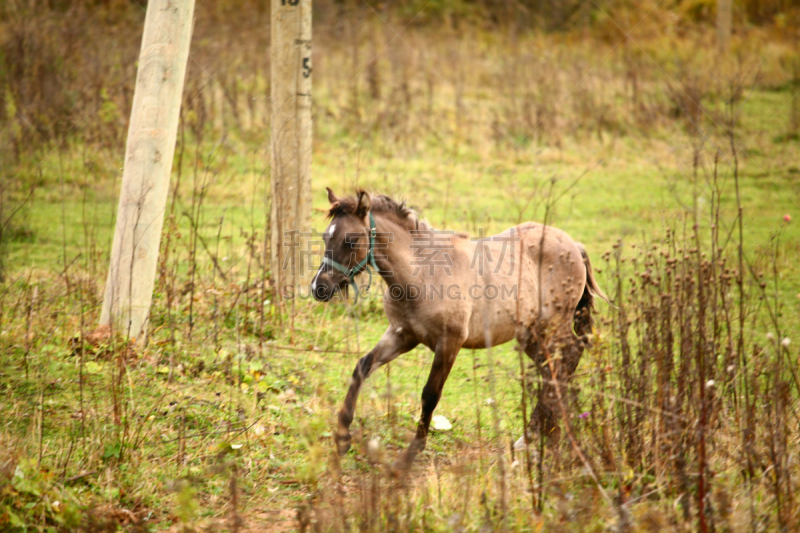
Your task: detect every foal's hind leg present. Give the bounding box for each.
[336,327,417,455]
[518,322,587,448]
[518,326,560,447]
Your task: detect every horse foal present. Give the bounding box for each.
[311,189,607,470]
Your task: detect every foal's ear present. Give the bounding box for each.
[326,187,338,204]
[356,190,371,217]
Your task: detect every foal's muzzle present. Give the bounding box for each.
[311,269,347,302]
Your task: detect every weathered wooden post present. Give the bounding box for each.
[100,0,195,342]
[270,0,313,302]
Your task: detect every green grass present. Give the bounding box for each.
[7,88,799,299]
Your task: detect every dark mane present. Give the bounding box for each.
[328,190,428,230]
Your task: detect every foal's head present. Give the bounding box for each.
[311,188,374,301]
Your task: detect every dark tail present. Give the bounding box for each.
[574,243,608,338]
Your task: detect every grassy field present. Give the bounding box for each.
[2,13,800,532]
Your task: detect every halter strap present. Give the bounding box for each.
[321,212,378,303]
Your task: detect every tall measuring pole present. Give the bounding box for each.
[100,0,195,342]
[270,0,312,302]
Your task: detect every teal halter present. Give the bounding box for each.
[322,212,378,302]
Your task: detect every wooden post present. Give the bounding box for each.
[717,0,731,54]
[100,0,195,342]
[270,0,313,301]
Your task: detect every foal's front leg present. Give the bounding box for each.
[394,335,462,471]
[336,327,417,455]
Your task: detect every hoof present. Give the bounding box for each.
[391,438,424,473]
[388,461,403,478]
[335,433,352,456]
[390,454,412,477]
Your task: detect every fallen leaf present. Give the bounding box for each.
[85,325,111,346]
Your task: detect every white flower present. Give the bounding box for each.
[367,437,381,457]
[484,398,494,406]
[767,333,775,341]
[367,436,381,460]
[782,338,790,347]
[432,415,452,430]
[705,380,715,389]
[727,365,735,373]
